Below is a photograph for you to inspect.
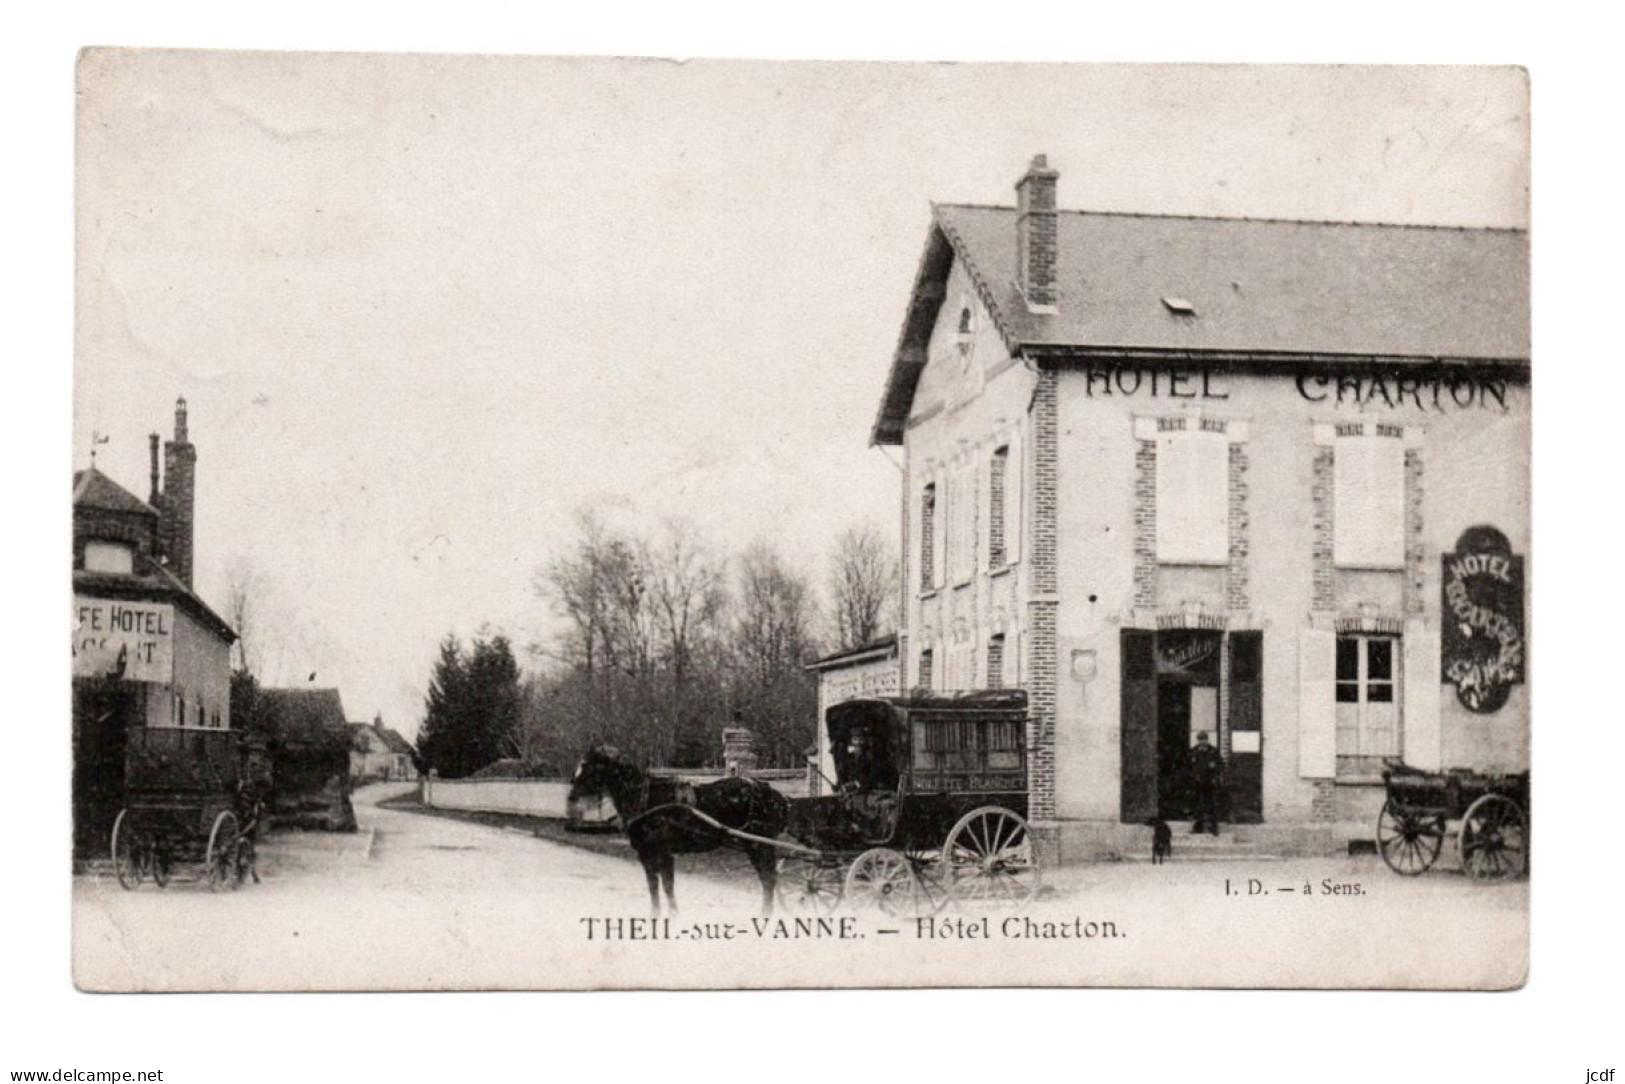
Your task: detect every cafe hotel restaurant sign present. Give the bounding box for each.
[1440,526,1525,714]
[72,596,174,684]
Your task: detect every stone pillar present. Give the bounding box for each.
[722,728,757,777]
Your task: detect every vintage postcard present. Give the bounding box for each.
[71,52,1529,991]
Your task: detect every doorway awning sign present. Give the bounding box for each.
[1440,527,1524,713]
[73,596,174,683]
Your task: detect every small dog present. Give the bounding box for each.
[1148,818,1172,864]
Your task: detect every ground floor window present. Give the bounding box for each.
[1336,634,1401,774]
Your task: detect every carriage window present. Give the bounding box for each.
[1336,634,1402,775]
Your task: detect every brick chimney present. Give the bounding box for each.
[162,397,196,588]
[1015,154,1060,314]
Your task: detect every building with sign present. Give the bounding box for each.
[872,156,1528,858]
[72,399,236,857]
[805,635,900,794]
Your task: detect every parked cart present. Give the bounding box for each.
[1376,760,1528,882]
[110,727,264,892]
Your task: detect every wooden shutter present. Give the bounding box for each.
[1226,631,1264,823]
[1120,630,1158,822]
[1298,627,1337,779]
[1333,436,1405,568]
[1157,433,1227,564]
[1402,619,1442,770]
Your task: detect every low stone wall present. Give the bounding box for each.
[422,769,810,819]
[425,777,572,818]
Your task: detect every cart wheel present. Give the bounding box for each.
[844,848,921,917]
[206,811,240,892]
[111,809,142,891]
[775,853,843,916]
[1376,800,1444,876]
[1459,794,1526,883]
[942,807,1041,909]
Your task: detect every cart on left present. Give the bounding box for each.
[109,727,266,892]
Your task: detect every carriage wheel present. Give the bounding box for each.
[942,807,1041,909]
[775,853,843,916]
[903,849,951,915]
[1460,794,1526,883]
[1376,800,1444,876]
[206,811,240,892]
[844,848,922,917]
[111,810,143,890]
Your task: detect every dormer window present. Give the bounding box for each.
[83,540,134,574]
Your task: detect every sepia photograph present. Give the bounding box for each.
[68,51,1531,994]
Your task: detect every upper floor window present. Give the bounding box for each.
[83,540,134,574]
[988,447,1009,568]
[918,648,935,691]
[919,484,938,592]
[1333,426,1405,569]
[1156,428,1228,565]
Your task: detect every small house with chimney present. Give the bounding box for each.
[72,398,236,858]
[872,156,1529,858]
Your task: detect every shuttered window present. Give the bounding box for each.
[1156,432,1228,564]
[919,484,938,591]
[988,447,1008,568]
[1333,432,1405,569]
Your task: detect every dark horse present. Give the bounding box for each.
[567,747,790,916]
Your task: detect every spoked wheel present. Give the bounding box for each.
[775,852,843,915]
[844,848,922,917]
[206,811,240,892]
[1459,794,1527,883]
[942,807,1041,909]
[903,849,951,916]
[1376,800,1445,876]
[111,809,144,891]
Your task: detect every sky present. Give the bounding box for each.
[72,56,1528,738]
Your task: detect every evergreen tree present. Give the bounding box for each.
[416,633,523,778]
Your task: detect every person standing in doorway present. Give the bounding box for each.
[1189,730,1224,835]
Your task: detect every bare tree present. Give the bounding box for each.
[224,557,266,674]
[828,524,898,650]
[731,541,822,767]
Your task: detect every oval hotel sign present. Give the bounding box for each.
[1440,526,1525,714]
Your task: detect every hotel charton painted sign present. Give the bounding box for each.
[1440,527,1525,713]
[73,596,174,683]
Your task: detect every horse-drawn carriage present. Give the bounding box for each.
[774,691,1038,915]
[1375,760,1528,882]
[109,727,266,892]
[570,690,1039,917]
